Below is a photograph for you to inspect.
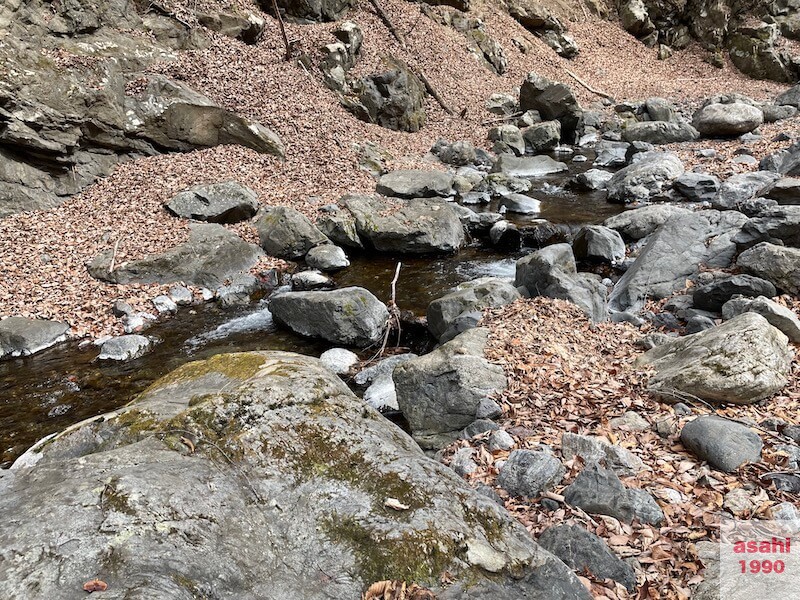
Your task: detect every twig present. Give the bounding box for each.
[109,238,121,273]
[414,68,455,116]
[480,111,524,126]
[367,262,402,363]
[564,68,614,101]
[271,0,292,61]
[369,0,406,47]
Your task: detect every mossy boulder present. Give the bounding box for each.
[0,351,590,599]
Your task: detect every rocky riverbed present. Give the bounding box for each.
[2,0,800,598]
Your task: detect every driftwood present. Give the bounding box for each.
[564,68,614,101]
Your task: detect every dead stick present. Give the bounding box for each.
[109,238,121,273]
[271,0,292,61]
[414,68,455,116]
[480,111,524,126]
[564,68,614,101]
[369,0,405,47]
[389,261,401,307]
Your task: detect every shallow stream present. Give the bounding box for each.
[0,153,626,467]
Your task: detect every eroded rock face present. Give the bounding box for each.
[637,313,792,405]
[0,351,590,599]
[394,328,508,449]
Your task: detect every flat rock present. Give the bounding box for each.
[570,169,613,191]
[490,154,568,178]
[394,328,507,449]
[622,121,699,144]
[0,351,590,599]
[498,193,541,214]
[497,449,565,497]
[97,335,153,361]
[673,172,721,202]
[713,171,781,210]
[603,205,692,240]
[606,151,685,203]
[737,242,800,295]
[343,195,464,255]
[722,296,800,343]
[637,313,792,405]
[762,177,800,205]
[680,415,763,472]
[537,525,637,592]
[268,286,389,347]
[165,181,259,224]
[608,210,747,312]
[88,224,263,289]
[0,317,69,359]
[375,170,455,199]
[736,205,800,248]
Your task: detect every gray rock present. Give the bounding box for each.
[515,244,607,322]
[722,296,800,343]
[674,172,721,202]
[594,141,629,168]
[761,103,798,122]
[355,353,417,411]
[498,193,541,214]
[88,224,263,289]
[713,171,781,210]
[196,10,264,43]
[344,58,426,132]
[692,103,764,136]
[97,334,153,361]
[319,347,359,375]
[489,220,522,251]
[686,314,716,333]
[622,121,699,144]
[451,448,478,476]
[680,415,763,472]
[427,277,520,341]
[572,225,626,264]
[316,206,364,249]
[476,397,503,420]
[255,206,329,260]
[692,275,777,311]
[736,205,800,248]
[376,170,455,199]
[760,140,800,175]
[268,286,389,347]
[637,313,792,405]
[485,92,517,116]
[489,124,526,156]
[519,73,583,142]
[606,151,685,203]
[0,317,69,359]
[603,205,693,241]
[152,294,178,314]
[217,273,263,307]
[343,195,465,255]
[394,328,507,449]
[570,169,613,191]
[777,83,800,108]
[169,285,193,305]
[291,270,335,291]
[437,140,479,166]
[269,0,352,21]
[608,210,747,312]
[305,244,350,271]
[560,432,644,475]
[522,121,561,153]
[488,430,515,451]
[497,449,566,497]
[538,525,637,591]
[491,154,568,178]
[609,411,650,431]
[737,242,800,295]
[762,177,800,205]
[462,419,500,439]
[0,351,590,599]
[563,463,663,525]
[165,181,259,224]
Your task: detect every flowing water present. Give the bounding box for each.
[0,153,626,467]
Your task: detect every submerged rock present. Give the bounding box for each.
[0,351,591,599]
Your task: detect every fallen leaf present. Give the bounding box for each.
[83,579,108,593]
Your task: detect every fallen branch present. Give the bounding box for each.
[109,238,121,273]
[480,111,524,126]
[564,68,614,101]
[271,0,293,61]
[368,262,402,362]
[368,0,405,47]
[414,68,455,116]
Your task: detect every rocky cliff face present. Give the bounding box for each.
[0,0,283,218]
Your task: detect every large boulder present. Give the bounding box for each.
[342,195,465,254]
[0,351,591,599]
[0,317,69,360]
[737,242,800,295]
[427,277,521,340]
[637,313,792,405]
[692,102,764,136]
[603,205,692,240]
[375,170,455,199]
[394,328,507,449]
[255,206,329,260]
[727,23,797,83]
[722,296,800,343]
[515,244,607,321]
[345,59,426,132]
[165,181,259,224]
[606,151,684,203]
[268,287,389,347]
[608,210,747,312]
[88,224,263,289]
[518,73,583,143]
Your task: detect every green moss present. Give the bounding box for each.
[147,353,266,390]
[114,408,159,437]
[101,478,135,516]
[322,515,455,584]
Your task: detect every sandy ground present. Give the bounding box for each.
[0,0,798,337]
